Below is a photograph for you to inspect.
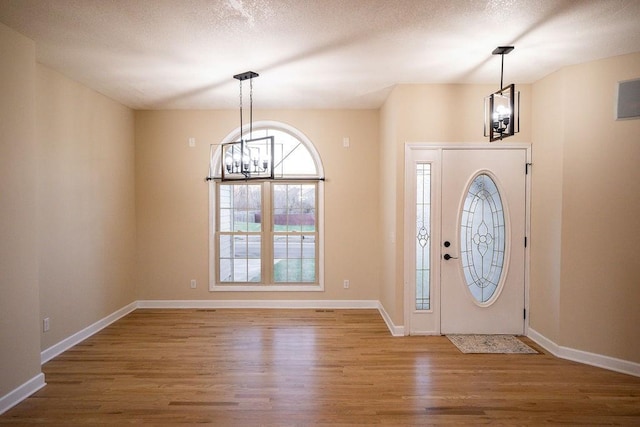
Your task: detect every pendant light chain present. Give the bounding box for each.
[237,77,255,141]
[500,53,505,92]
[249,77,253,140]
[239,78,244,142]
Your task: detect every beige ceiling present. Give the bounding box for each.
[1,0,640,109]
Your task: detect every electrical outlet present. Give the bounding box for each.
[188,137,196,147]
[43,317,50,332]
[190,279,197,289]
[343,279,350,289]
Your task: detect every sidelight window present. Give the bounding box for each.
[415,163,431,310]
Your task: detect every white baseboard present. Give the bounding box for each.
[41,301,137,364]
[377,301,405,336]
[137,300,403,336]
[0,373,45,415]
[528,328,640,377]
[527,328,560,354]
[40,299,390,366]
[136,299,380,310]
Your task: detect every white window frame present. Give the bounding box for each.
[209,121,325,292]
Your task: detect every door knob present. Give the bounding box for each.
[443,254,458,260]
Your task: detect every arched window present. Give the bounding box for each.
[209,121,324,291]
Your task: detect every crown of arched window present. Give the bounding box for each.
[207,121,324,181]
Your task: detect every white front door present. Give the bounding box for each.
[404,144,529,335]
[440,148,526,334]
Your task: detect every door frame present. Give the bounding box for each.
[403,142,532,335]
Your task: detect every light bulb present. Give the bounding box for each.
[496,105,511,117]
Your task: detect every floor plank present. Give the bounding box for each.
[2,309,639,425]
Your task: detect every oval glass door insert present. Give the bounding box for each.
[460,173,506,304]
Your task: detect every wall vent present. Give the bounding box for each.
[616,78,640,120]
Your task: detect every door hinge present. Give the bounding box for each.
[524,236,528,247]
[526,162,532,174]
[524,308,527,319]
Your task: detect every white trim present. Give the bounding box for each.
[377,302,405,336]
[208,179,217,291]
[40,301,137,364]
[0,373,45,415]
[526,328,559,355]
[528,328,640,377]
[523,147,532,336]
[210,284,324,292]
[405,142,532,150]
[137,299,379,310]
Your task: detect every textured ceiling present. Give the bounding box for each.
[1,0,640,109]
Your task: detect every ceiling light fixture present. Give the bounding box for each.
[220,71,274,181]
[484,46,520,142]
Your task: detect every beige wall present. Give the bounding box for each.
[379,89,401,321]
[532,52,640,363]
[36,65,136,350]
[378,84,533,324]
[0,23,42,396]
[135,110,380,301]
[530,70,565,344]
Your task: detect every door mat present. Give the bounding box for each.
[447,334,538,354]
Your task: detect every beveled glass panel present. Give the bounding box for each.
[415,163,431,310]
[460,174,506,304]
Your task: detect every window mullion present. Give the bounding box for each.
[263,182,273,284]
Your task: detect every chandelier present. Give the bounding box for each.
[220,71,274,180]
[484,46,520,141]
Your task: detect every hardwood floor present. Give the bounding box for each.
[2,309,639,425]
